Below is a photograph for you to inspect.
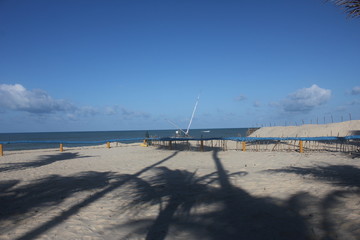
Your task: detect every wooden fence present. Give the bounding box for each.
[1,136,360,156]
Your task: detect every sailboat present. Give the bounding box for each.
[167,95,199,138]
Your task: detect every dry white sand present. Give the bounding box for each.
[250,120,360,137]
[0,143,359,240]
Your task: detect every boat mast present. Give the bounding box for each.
[185,95,200,136]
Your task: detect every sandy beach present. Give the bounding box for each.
[0,141,359,240]
[249,120,360,137]
[2,0,360,239]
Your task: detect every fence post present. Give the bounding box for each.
[242,141,246,152]
[0,144,3,156]
[299,140,304,153]
[107,142,110,149]
[60,143,63,152]
[169,141,172,150]
[200,140,204,152]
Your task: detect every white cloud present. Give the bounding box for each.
[105,106,118,115]
[104,105,150,120]
[75,106,99,117]
[351,86,360,95]
[0,84,151,126]
[0,84,75,113]
[253,101,261,107]
[120,107,150,120]
[235,94,247,101]
[281,84,331,113]
[349,99,360,105]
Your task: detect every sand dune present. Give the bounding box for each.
[250,120,360,138]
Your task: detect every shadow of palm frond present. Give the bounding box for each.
[265,164,360,239]
[121,166,223,240]
[0,152,92,172]
[118,150,311,240]
[9,151,179,240]
[320,189,360,240]
[265,164,360,188]
[0,179,20,192]
[349,152,360,159]
[0,171,120,221]
[210,149,310,240]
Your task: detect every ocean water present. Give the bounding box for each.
[0,128,249,151]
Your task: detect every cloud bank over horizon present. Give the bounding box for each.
[0,84,151,127]
[0,84,74,114]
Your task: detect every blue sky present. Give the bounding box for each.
[0,0,359,132]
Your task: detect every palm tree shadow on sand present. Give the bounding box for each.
[266,164,360,240]
[0,152,92,172]
[2,151,180,240]
[119,149,311,240]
